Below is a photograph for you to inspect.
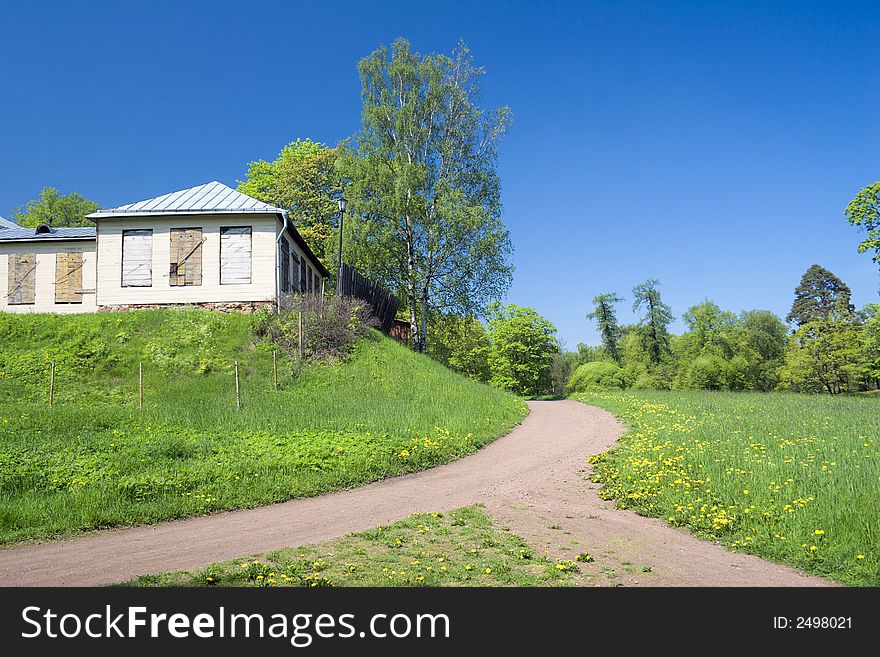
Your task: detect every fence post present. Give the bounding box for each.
[49,362,55,408]
[298,310,303,358]
[234,360,241,410]
[139,362,143,410]
[273,350,278,390]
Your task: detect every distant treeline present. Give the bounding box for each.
[564,264,877,396]
[426,264,878,398]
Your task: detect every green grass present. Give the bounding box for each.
[575,390,879,586]
[0,310,527,545]
[124,505,576,587]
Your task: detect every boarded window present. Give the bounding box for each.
[313,271,320,293]
[7,253,36,305]
[122,229,153,287]
[290,252,299,292]
[280,239,290,293]
[54,252,83,303]
[169,228,203,286]
[298,254,305,292]
[220,227,252,284]
[307,265,313,292]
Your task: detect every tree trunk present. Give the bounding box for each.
[419,285,429,353]
[406,220,418,349]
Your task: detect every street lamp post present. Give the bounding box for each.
[337,197,348,296]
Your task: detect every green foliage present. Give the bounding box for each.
[681,299,737,359]
[632,279,674,365]
[578,390,880,586]
[127,505,574,588]
[575,343,607,364]
[549,350,579,396]
[337,38,513,352]
[786,264,854,326]
[586,293,624,364]
[426,313,491,381]
[486,302,559,397]
[778,315,867,394]
[238,139,341,261]
[0,310,526,544]
[844,181,880,270]
[734,310,788,391]
[12,187,100,228]
[863,304,880,388]
[567,361,627,392]
[679,354,727,390]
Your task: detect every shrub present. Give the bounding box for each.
[252,293,379,361]
[724,354,750,391]
[631,372,666,390]
[567,361,627,393]
[679,354,726,390]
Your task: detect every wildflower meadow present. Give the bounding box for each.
[577,391,879,586]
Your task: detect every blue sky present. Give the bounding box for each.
[1,0,878,347]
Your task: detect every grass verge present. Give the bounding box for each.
[575,390,878,586]
[124,505,577,587]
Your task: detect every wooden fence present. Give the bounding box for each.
[340,263,400,334]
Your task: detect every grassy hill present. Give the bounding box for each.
[0,310,527,544]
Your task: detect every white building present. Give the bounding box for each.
[0,182,328,314]
[0,215,99,313]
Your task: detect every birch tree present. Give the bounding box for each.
[339,38,513,352]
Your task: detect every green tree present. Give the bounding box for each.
[574,343,607,364]
[734,310,788,391]
[238,139,341,261]
[844,181,880,275]
[632,279,675,365]
[13,187,100,228]
[786,264,853,326]
[338,38,514,352]
[550,350,580,396]
[778,316,866,394]
[486,302,558,396]
[586,293,624,364]
[861,303,880,389]
[427,313,491,381]
[681,299,737,358]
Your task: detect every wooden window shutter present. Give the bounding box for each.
[220,227,252,285]
[122,229,153,287]
[54,252,83,303]
[170,228,203,286]
[296,254,304,292]
[7,253,36,305]
[280,240,290,293]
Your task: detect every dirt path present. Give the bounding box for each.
[0,401,832,587]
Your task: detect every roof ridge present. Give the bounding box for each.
[87,181,281,218]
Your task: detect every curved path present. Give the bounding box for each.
[0,401,832,587]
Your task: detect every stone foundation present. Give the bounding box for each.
[99,301,274,314]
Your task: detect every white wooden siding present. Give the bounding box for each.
[0,241,98,314]
[95,214,278,306]
[121,230,152,287]
[220,226,252,285]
